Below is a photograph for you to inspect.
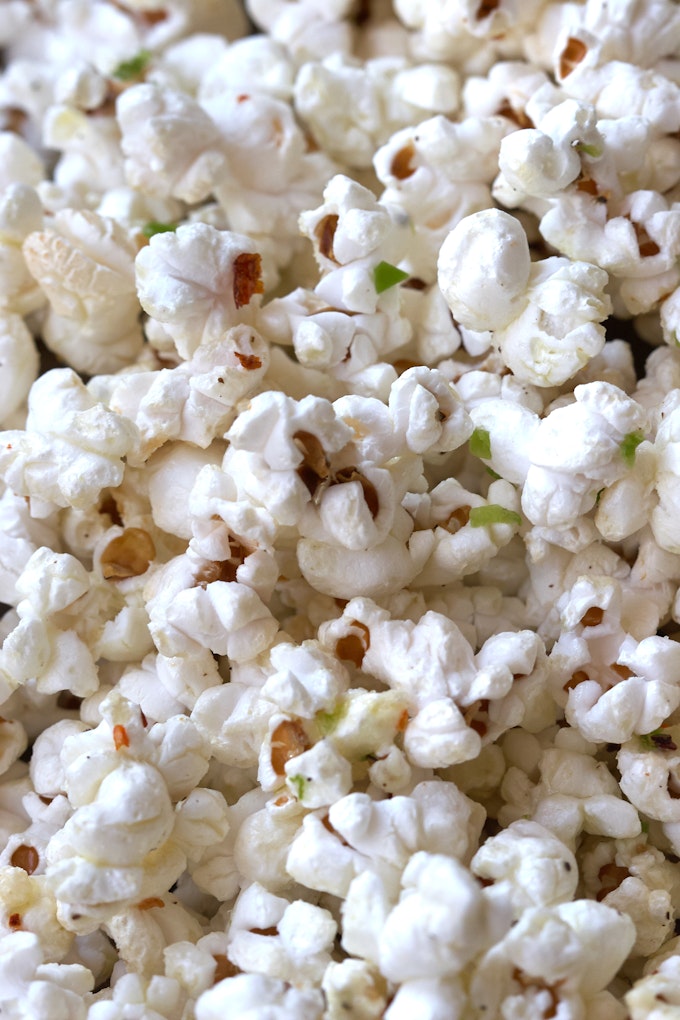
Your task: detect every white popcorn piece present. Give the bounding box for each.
[195,973,324,1020]
[438,208,531,333]
[378,851,506,983]
[136,222,264,359]
[470,899,636,1017]
[117,82,227,203]
[0,930,91,1020]
[626,956,680,1020]
[0,368,138,514]
[471,819,578,916]
[0,184,45,318]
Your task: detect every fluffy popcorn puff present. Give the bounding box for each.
[495,96,602,200]
[374,114,513,282]
[117,83,228,204]
[293,53,460,169]
[0,930,92,1020]
[626,956,680,1020]
[470,819,578,917]
[22,208,143,375]
[136,222,265,359]
[522,381,650,530]
[0,312,39,426]
[377,851,507,984]
[299,174,409,316]
[438,207,611,385]
[0,368,138,516]
[470,899,635,1018]
[0,183,45,318]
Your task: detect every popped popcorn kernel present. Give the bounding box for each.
[2,3,680,1016]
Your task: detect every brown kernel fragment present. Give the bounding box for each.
[559,36,587,78]
[57,691,83,711]
[396,709,409,732]
[321,814,350,845]
[652,732,678,751]
[8,913,22,929]
[270,720,311,775]
[496,98,533,129]
[475,0,499,19]
[564,669,589,691]
[293,430,330,497]
[575,174,600,197]
[580,606,604,627]
[611,662,635,679]
[596,862,630,900]
[113,724,130,751]
[335,620,371,668]
[99,493,123,526]
[137,897,164,910]
[390,140,417,180]
[250,926,278,936]
[10,845,39,875]
[100,528,155,580]
[233,252,264,309]
[444,505,471,533]
[401,277,428,291]
[631,220,660,257]
[212,954,240,983]
[315,214,339,263]
[234,350,262,371]
[392,358,419,375]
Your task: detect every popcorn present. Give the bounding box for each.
[135,223,264,359]
[3,4,680,1015]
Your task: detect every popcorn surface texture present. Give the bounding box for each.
[2,0,680,1017]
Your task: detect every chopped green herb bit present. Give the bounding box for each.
[595,487,605,505]
[288,774,306,800]
[373,260,409,294]
[469,504,522,528]
[112,50,152,82]
[640,818,649,833]
[142,220,178,238]
[575,141,601,157]
[469,427,492,460]
[620,430,645,467]
[316,701,347,736]
[486,467,502,480]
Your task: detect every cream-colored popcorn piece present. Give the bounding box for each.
[22,208,143,375]
[626,956,680,1020]
[0,185,45,318]
[322,959,388,1020]
[136,222,264,359]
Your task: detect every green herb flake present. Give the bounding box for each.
[575,141,601,158]
[316,700,347,736]
[640,818,649,834]
[142,220,178,239]
[486,467,502,480]
[288,775,307,800]
[469,504,522,528]
[469,427,492,460]
[373,261,409,294]
[620,430,645,467]
[112,50,152,82]
[595,487,605,505]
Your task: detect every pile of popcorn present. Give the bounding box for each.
[4,0,680,1016]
